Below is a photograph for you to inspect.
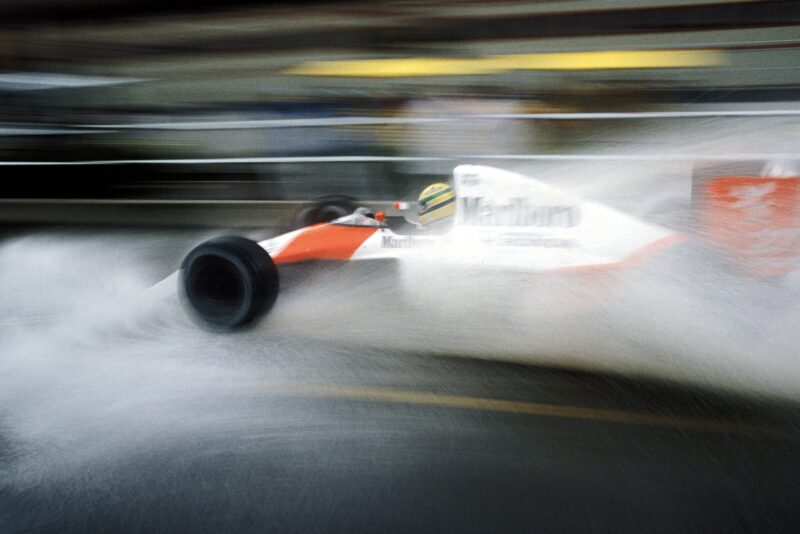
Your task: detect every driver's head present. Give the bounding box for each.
[418,182,456,226]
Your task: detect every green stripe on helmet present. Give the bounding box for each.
[419,185,454,205]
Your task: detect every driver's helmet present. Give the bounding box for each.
[418,182,456,225]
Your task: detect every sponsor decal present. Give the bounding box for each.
[480,233,576,248]
[460,197,580,227]
[381,235,436,249]
[458,173,481,187]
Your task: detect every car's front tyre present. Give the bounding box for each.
[180,236,279,330]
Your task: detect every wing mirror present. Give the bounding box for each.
[392,201,419,223]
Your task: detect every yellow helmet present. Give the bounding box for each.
[418,182,456,225]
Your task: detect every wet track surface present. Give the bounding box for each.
[1,229,800,533]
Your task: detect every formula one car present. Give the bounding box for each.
[180,165,682,330]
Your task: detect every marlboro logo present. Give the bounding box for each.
[459,197,580,227]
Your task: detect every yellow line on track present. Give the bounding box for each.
[279,384,795,438]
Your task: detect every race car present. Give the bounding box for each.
[180,165,683,330]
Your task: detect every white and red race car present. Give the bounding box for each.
[180,165,684,330]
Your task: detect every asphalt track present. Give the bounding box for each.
[1,229,800,533]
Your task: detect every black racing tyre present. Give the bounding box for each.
[180,236,279,330]
[293,195,357,228]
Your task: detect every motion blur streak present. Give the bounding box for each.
[285,49,726,77]
[272,384,793,437]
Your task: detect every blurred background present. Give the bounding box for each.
[0,0,798,226]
